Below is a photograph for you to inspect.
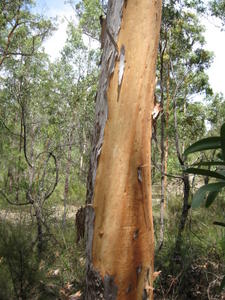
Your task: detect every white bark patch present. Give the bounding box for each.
[117,45,125,102]
[152,102,162,120]
[118,45,125,85]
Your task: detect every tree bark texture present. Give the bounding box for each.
[86,1,162,299]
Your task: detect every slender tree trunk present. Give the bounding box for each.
[174,173,190,255]
[85,1,162,299]
[164,61,171,208]
[80,128,87,175]
[63,134,72,228]
[34,203,43,258]
[15,112,23,202]
[159,43,166,250]
[173,93,190,256]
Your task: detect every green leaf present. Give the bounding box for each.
[192,182,225,208]
[184,137,221,157]
[185,168,225,180]
[221,123,225,161]
[205,191,219,207]
[213,221,225,227]
[193,161,225,167]
[220,275,225,291]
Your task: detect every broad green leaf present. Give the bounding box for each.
[184,137,221,157]
[220,275,225,291]
[193,161,225,167]
[192,182,225,208]
[185,168,225,180]
[213,221,225,227]
[205,191,219,207]
[221,123,225,161]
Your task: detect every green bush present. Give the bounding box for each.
[0,221,45,299]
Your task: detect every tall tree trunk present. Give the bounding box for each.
[85,1,162,299]
[173,92,190,256]
[33,202,44,258]
[164,61,171,208]
[159,42,166,250]
[80,128,87,175]
[63,134,72,228]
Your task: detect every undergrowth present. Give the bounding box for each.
[0,218,85,300]
[154,193,225,299]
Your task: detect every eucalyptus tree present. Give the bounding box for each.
[85,0,162,299]
[0,0,54,68]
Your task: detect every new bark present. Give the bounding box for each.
[85,1,162,299]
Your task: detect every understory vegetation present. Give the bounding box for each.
[154,193,225,299]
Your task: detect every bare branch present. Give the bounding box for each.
[21,104,33,168]
[0,14,20,67]
[0,189,31,206]
[151,159,183,180]
[44,152,59,201]
[0,117,24,139]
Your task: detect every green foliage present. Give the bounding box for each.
[185,123,225,208]
[154,194,225,298]
[0,0,55,69]
[184,137,221,156]
[73,0,103,40]
[210,0,225,25]
[0,221,45,299]
[185,123,225,290]
[0,218,86,299]
[191,182,225,208]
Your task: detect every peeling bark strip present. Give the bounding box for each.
[86,0,162,299]
[117,45,125,102]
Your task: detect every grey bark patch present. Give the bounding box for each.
[85,205,95,262]
[103,274,118,300]
[136,264,142,279]
[85,264,104,300]
[133,228,139,240]
[142,268,151,300]
[142,288,148,300]
[126,283,132,294]
[137,166,143,183]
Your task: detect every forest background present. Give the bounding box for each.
[0,0,225,299]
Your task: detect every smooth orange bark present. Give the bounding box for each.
[92,1,162,299]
